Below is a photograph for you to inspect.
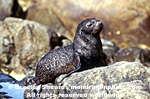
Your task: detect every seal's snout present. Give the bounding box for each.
[100,21,103,27]
[100,22,103,29]
[94,21,103,30]
[96,21,103,27]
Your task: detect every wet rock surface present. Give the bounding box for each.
[114,47,150,66]
[0,72,24,99]
[102,38,150,66]
[24,61,150,99]
[0,72,16,83]
[0,82,25,99]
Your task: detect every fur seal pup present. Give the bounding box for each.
[35,18,107,85]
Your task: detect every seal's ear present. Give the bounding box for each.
[79,26,89,34]
[80,26,87,33]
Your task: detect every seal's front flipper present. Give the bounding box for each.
[59,65,81,83]
[59,55,81,83]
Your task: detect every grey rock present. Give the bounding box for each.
[0,0,13,20]
[24,61,150,99]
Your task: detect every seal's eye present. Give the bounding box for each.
[86,22,93,27]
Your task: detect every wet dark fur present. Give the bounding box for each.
[35,18,107,85]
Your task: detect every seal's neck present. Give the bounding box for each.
[72,31,101,49]
[73,31,100,42]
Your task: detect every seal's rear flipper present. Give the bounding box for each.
[32,84,42,99]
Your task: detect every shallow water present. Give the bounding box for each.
[0,82,25,99]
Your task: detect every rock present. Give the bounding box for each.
[10,0,28,19]
[0,91,13,99]
[26,4,72,40]
[17,0,34,12]
[101,39,119,64]
[49,31,71,50]
[0,0,13,20]
[114,47,150,66]
[0,17,68,80]
[32,0,150,48]
[15,0,150,48]
[0,72,16,83]
[17,76,35,86]
[101,39,150,66]
[24,61,150,99]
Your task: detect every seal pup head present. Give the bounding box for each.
[77,18,103,35]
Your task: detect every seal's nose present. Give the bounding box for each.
[96,21,103,28]
[99,21,103,27]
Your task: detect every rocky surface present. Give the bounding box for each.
[0,72,16,83]
[0,0,13,20]
[10,0,28,19]
[0,17,70,80]
[101,39,150,66]
[17,0,34,12]
[22,0,150,48]
[24,61,150,99]
[26,4,72,40]
[114,47,150,66]
[49,0,150,48]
